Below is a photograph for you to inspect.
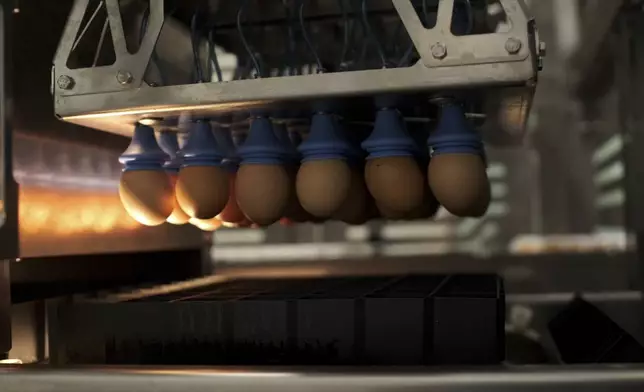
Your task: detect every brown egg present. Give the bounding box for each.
[284,195,312,223]
[236,164,291,226]
[283,165,313,223]
[365,157,425,218]
[296,160,351,218]
[428,154,490,217]
[166,174,190,225]
[366,196,381,220]
[119,170,174,226]
[408,187,441,220]
[190,216,223,231]
[376,201,408,220]
[176,166,229,219]
[217,172,246,224]
[167,205,190,225]
[333,166,369,225]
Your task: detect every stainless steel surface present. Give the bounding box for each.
[53,0,164,96]
[0,2,17,261]
[2,365,644,392]
[394,0,535,67]
[0,3,6,234]
[8,301,46,363]
[52,0,539,139]
[0,261,10,356]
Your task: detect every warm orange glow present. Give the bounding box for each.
[166,174,190,225]
[279,217,294,226]
[19,186,141,235]
[189,217,222,232]
[167,208,190,225]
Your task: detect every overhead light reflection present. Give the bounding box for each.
[0,359,23,364]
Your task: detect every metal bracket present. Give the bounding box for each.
[52,0,165,96]
[52,0,539,139]
[394,0,533,68]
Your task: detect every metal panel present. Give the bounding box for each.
[0,0,18,261]
[52,0,541,139]
[0,0,15,358]
[53,0,165,96]
[2,366,644,392]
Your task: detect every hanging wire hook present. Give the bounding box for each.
[208,29,224,82]
[299,0,325,73]
[282,0,298,76]
[93,17,109,67]
[397,40,416,67]
[237,0,263,78]
[138,5,167,85]
[191,11,205,83]
[422,0,430,27]
[461,0,474,35]
[387,19,404,59]
[72,0,105,52]
[337,0,350,70]
[361,0,387,68]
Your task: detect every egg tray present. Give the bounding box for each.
[52,0,541,140]
[48,274,505,366]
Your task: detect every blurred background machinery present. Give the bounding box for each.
[1,0,644,390]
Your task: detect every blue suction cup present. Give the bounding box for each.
[408,122,431,161]
[337,121,366,165]
[298,113,351,162]
[362,108,418,159]
[180,121,225,167]
[427,103,485,158]
[157,131,182,173]
[237,116,288,165]
[273,122,300,164]
[119,124,169,171]
[212,123,240,171]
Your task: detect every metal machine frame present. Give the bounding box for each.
[4,0,644,390]
[51,0,543,138]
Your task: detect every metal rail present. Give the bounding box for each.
[2,365,644,392]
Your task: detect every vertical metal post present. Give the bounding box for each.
[531,0,596,234]
[0,261,9,358]
[0,30,10,348]
[617,8,644,293]
[0,0,19,357]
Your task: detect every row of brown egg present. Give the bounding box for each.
[119,103,490,230]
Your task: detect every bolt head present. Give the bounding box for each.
[116,70,133,85]
[431,43,447,60]
[505,38,522,54]
[57,75,74,90]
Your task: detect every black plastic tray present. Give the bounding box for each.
[49,274,504,366]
